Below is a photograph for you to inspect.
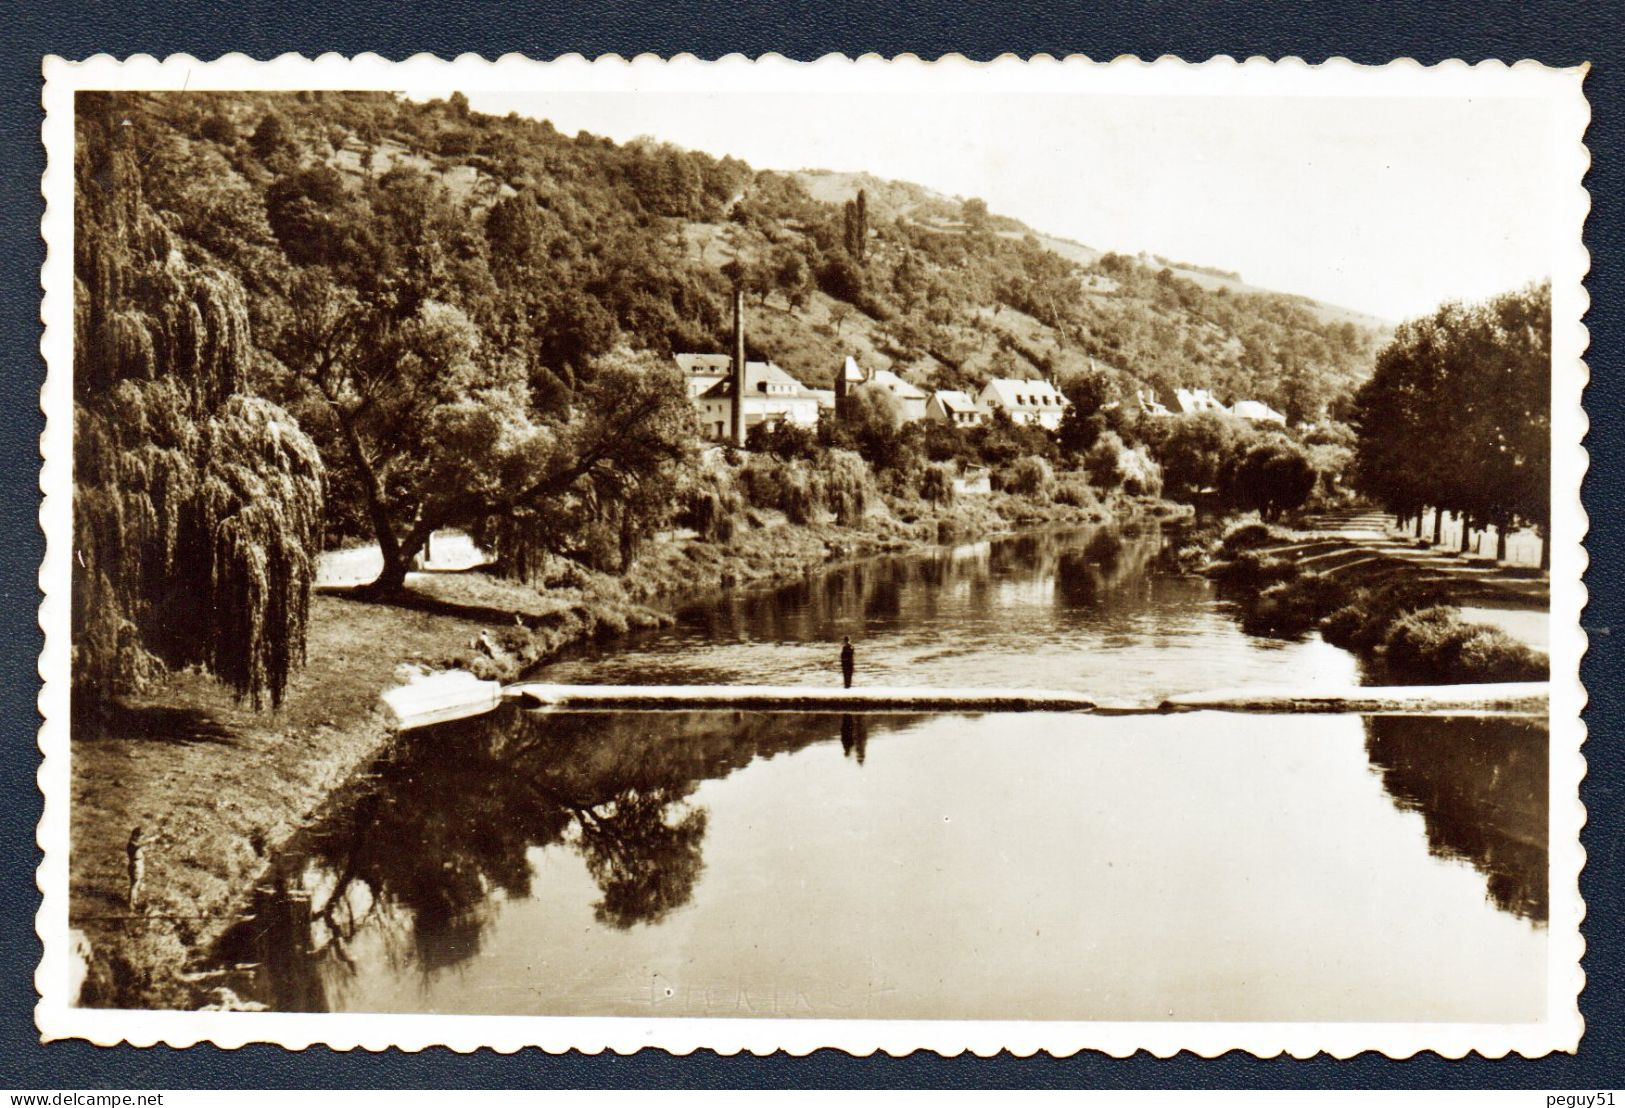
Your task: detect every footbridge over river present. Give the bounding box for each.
[503,681,1548,716]
[379,671,1549,730]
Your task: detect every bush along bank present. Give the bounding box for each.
[1201,517,1548,684]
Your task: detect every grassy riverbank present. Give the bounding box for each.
[1193,512,1549,684]
[72,488,1175,1008]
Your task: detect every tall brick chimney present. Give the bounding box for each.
[731,285,747,447]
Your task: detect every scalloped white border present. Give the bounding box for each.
[36,51,1591,1059]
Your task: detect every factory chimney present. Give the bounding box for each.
[731,284,748,448]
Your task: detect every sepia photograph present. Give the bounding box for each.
[37,54,1588,1057]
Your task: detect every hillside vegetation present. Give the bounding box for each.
[82,89,1395,615]
[119,90,1386,421]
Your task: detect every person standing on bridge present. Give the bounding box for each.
[840,636,856,689]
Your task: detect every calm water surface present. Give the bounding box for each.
[220,527,1547,1021]
[534,527,1360,699]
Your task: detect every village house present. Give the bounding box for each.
[1230,398,1288,426]
[953,464,993,496]
[833,356,930,423]
[979,377,1069,430]
[1174,387,1227,415]
[926,388,992,428]
[1138,385,1287,426]
[869,368,930,423]
[673,353,734,399]
[695,360,823,442]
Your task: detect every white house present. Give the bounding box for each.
[1231,399,1288,426]
[1174,387,1227,415]
[695,361,822,442]
[673,353,734,399]
[868,368,930,423]
[1135,389,1172,417]
[833,356,929,423]
[979,377,1068,430]
[926,389,991,428]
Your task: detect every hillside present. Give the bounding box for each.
[104,91,1388,432]
[793,169,1391,333]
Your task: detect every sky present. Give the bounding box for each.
[457,89,1559,323]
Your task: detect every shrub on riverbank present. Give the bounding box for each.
[1242,571,1347,637]
[1210,549,1298,593]
[1053,471,1100,510]
[1318,578,1459,651]
[1383,606,1548,683]
[995,456,1056,500]
[1218,518,1293,559]
[737,449,875,526]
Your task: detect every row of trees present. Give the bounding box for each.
[1349,283,1551,564]
[1051,365,1342,520]
[1137,411,1328,519]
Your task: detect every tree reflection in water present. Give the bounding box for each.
[572,787,706,929]
[551,525,1167,668]
[217,708,919,1010]
[1363,714,1548,923]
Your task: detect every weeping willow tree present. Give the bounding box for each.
[74,93,325,709]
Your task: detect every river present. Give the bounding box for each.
[217,525,1548,1022]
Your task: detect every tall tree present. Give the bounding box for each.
[1350,284,1550,562]
[74,94,325,709]
[271,268,694,590]
[1220,437,1317,519]
[1146,411,1253,501]
[842,189,869,262]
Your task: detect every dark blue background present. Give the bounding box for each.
[3,0,1617,1089]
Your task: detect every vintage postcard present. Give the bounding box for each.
[37,53,1589,1057]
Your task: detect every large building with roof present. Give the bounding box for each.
[979,377,1069,430]
[833,356,930,423]
[694,360,822,442]
[673,353,734,399]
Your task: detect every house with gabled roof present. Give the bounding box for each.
[833,355,930,423]
[673,353,734,399]
[1174,387,1227,415]
[979,377,1068,430]
[695,360,822,442]
[1230,399,1288,426]
[867,368,930,423]
[926,389,992,428]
